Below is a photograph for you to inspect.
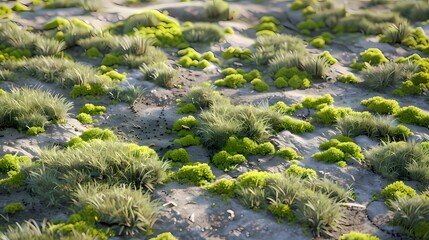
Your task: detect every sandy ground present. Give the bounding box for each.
[1,0,429,239]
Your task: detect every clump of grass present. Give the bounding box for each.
[77,35,117,53]
[361,62,419,91]
[27,140,168,206]
[379,22,412,44]
[0,87,72,130]
[73,184,160,236]
[393,1,429,22]
[366,141,429,183]
[300,55,331,78]
[108,84,144,106]
[389,196,429,239]
[336,114,413,141]
[123,11,161,33]
[252,34,307,65]
[180,85,230,110]
[34,38,66,56]
[205,0,229,19]
[140,63,178,88]
[182,23,225,43]
[21,56,104,88]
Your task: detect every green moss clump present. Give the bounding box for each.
[243,69,261,81]
[43,17,70,30]
[12,3,31,12]
[205,178,236,198]
[237,170,277,188]
[173,135,200,147]
[101,53,123,66]
[251,79,269,92]
[3,202,25,215]
[312,147,345,163]
[311,37,326,48]
[395,106,429,127]
[267,203,294,221]
[223,136,275,156]
[315,106,354,125]
[177,103,197,114]
[297,19,323,33]
[215,74,247,88]
[0,154,31,174]
[338,73,359,83]
[270,101,303,114]
[381,181,417,202]
[318,51,337,65]
[361,96,400,115]
[70,83,105,98]
[150,232,177,240]
[79,104,106,115]
[285,165,317,178]
[172,115,199,131]
[274,67,312,89]
[176,162,215,185]
[339,231,380,240]
[163,148,190,163]
[222,47,252,60]
[274,77,288,89]
[67,128,117,148]
[26,126,45,136]
[202,51,221,64]
[277,147,303,161]
[360,48,389,65]
[85,47,103,58]
[212,150,247,171]
[302,94,334,109]
[77,113,93,125]
[275,116,314,134]
[0,4,12,18]
[197,59,210,69]
[221,68,237,76]
[0,171,26,190]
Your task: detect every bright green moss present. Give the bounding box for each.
[251,79,269,92]
[288,75,311,89]
[274,77,288,89]
[70,83,105,98]
[177,103,197,114]
[43,17,70,30]
[302,94,334,109]
[223,136,258,155]
[127,144,158,158]
[150,232,177,240]
[318,51,337,65]
[222,47,252,60]
[205,178,236,198]
[312,147,345,163]
[243,70,261,81]
[0,4,12,18]
[297,19,321,32]
[0,154,31,174]
[77,113,93,125]
[285,165,317,178]
[311,37,326,48]
[221,68,237,76]
[197,59,210,69]
[315,106,353,125]
[338,73,359,83]
[172,115,199,131]
[335,142,364,161]
[85,47,103,58]
[360,48,389,65]
[395,106,429,127]
[101,53,123,66]
[212,150,247,171]
[26,126,45,136]
[381,181,417,202]
[202,51,220,64]
[178,56,193,67]
[0,171,26,190]
[393,80,423,96]
[361,96,400,115]
[3,202,25,215]
[173,134,200,147]
[12,3,30,12]
[163,148,190,163]
[237,170,278,188]
[275,116,314,134]
[70,18,93,30]
[79,104,106,115]
[270,101,303,114]
[255,142,275,155]
[67,128,117,148]
[176,162,215,185]
[339,232,380,240]
[215,74,247,88]
[267,203,294,221]
[277,147,303,160]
